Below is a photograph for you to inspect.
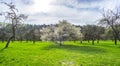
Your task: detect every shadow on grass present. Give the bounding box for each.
[42,44,106,54]
[0,48,5,52]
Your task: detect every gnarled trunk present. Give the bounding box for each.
[5,35,14,48]
[4,20,15,48]
[111,25,118,45]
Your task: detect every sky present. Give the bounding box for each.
[0,0,120,25]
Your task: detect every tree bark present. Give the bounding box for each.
[5,20,15,48]
[110,25,118,45]
[4,35,14,48]
[114,36,117,45]
[92,40,94,45]
[112,32,118,45]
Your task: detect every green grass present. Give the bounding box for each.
[0,41,120,66]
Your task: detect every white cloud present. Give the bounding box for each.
[0,0,120,25]
[27,0,55,14]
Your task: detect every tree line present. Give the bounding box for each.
[0,20,120,45]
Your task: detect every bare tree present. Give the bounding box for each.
[0,2,27,48]
[99,9,120,45]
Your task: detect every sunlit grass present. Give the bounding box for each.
[0,41,120,66]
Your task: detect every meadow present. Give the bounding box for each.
[0,41,120,66]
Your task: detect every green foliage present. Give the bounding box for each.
[0,41,120,66]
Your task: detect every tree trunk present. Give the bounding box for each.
[26,40,28,43]
[4,35,14,48]
[92,39,94,45]
[59,39,62,46]
[113,32,118,45]
[20,36,22,43]
[5,21,15,48]
[111,25,118,45]
[60,41,62,46]
[114,37,117,45]
[33,40,35,44]
[80,40,82,44]
[118,35,120,41]
[88,40,89,43]
[97,37,99,44]
[32,32,35,44]
[92,40,94,45]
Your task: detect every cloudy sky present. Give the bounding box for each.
[0,0,120,25]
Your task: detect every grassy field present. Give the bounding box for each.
[0,41,120,66]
